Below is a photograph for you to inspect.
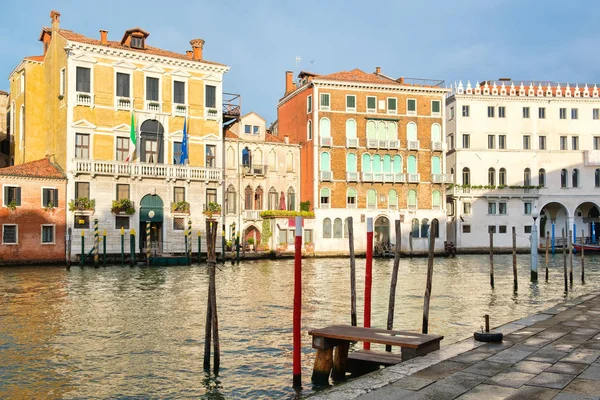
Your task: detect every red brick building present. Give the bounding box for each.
[0,158,67,264]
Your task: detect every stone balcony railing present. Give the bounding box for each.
[72,159,222,181]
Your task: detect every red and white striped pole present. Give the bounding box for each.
[293,216,303,388]
[364,217,373,350]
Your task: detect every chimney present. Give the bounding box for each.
[284,136,289,144]
[375,66,381,75]
[398,77,405,84]
[186,50,193,59]
[285,71,294,94]
[100,30,108,45]
[50,10,61,31]
[190,39,205,60]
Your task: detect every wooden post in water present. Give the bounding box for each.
[236,232,240,265]
[581,229,585,284]
[569,229,573,285]
[147,222,151,266]
[512,227,517,290]
[364,217,373,350]
[386,220,402,352]
[409,231,413,257]
[422,222,436,334]
[80,230,84,267]
[66,228,72,269]
[93,218,99,267]
[489,231,494,288]
[203,219,220,374]
[120,227,125,267]
[348,217,357,327]
[545,231,549,282]
[198,230,202,263]
[293,217,303,388]
[103,229,107,266]
[562,228,567,292]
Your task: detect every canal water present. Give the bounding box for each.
[1,254,599,399]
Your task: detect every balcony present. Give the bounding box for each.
[205,108,219,121]
[116,97,132,111]
[174,104,188,117]
[366,138,378,149]
[431,174,453,183]
[431,141,444,151]
[244,210,261,221]
[361,172,406,183]
[72,159,222,181]
[373,172,384,182]
[76,92,93,107]
[367,203,377,210]
[145,100,161,112]
[450,186,540,198]
[321,170,332,181]
[394,173,406,183]
[584,150,600,166]
[347,203,357,209]
[388,140,400,149]
[346,138,359,148]
[366,138,399,149]
[320,137,333,147]
[346,172,359,182]
[242,164,267,176]
[407,140,420,150]
[408,173,421,183]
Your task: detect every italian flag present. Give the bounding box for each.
[125,112,137,162]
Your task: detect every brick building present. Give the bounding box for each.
[0,157,67,264]
[277,68,451,253]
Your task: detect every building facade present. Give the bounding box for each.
[8,11,230,257]
[0,90,10,167]
[277,68,450,253]
[446,80,600,249]
[0,158,67,264]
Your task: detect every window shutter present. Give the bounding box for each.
[3,186,7,206]
[43,189,49,207]
[16,187,21,206]
[54,189,59,208]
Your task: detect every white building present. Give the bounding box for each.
[446,80,600,250]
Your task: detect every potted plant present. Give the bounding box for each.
[247,237,255,251]
[226,240,233,251]
[277,241,288,252]
[68,197,95,212]
[7,201,17,212]
[304,241,315,253]
[171,201,190,214]
[111,199,135,215]
[44,201,55,212]
[203,202,221,218]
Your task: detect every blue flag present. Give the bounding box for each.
[179,118,188,165]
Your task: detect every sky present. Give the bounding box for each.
[1,0,599,124]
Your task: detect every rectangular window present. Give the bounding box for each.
[3,186,21,207]
[41,225,55,244]
[524,225,532,234]
[388,98,398,114]
[206,188,217,205]
[206,145,216,168]
[407,99,416,114]
[307,95,312,113]
[560,136,567,150]
[538,107,546,119]
[594,109,599,120]
[75,182,90,199]
[462,225,471,233]
[75,133,90,159]
[173,81,185,104]
[42,188,58,208]
[287,230,295,245]
[499,135,506,149]
[173,187,185,203]
[559,108,567,119]
[146,77,159,101]
[278,229,287,245]
[116,72,130,98]
[431,100,441,115]
[74,215,90,229]
[173,217,185,231]
[498,202,507,215]
[76,66,91,93]
[346,95,356,111]
[2,225,17,244]
[173,141,182,164]
[594,136,600,150]
[488,226,496,234]
[462,105,469,117]
[524,202,532,215]
[498,106,506,118]
[488,202,497,215]
[487,106,495,118]
[115,216,130,230]
[367,96,376,112]
[244,125,251,134]
[522,107,530,118]
[449,134,454,150]
[463,202,472,214]
[523,135,531,150]
[499,225,507,234]
[60,68,66,96]
[572,136,579,150]
[571,108,578,119]
[253,125,260,135]
[320,93,330,110]
[488,135,495,149]
[539,135,546,150]
[116,137,129,161]
[205,85,216,108]
[462,134,470,149]
[450,106,455,119]
[304,229,313,244]
[116,184,129,200]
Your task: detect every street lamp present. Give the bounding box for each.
[531,206,539,281]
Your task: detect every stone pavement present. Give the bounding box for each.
[311,291,600,400]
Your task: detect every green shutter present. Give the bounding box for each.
[367,97,376,109]
[389,190,397,205]
[362,154,372,173]
[408,155,417,174]
[383,155,391,173]
[367,189,376,205]
[393,155,402,173]
[16,187,21,206]
[432,101,440,113]
[408,99,416,112]
[43,189,49,207]
[3,187,7,206]
[388,98,397,110]
[432,156,441,175]
[53,189,59,208]
[372,155,382,173]
[346,153,357,172]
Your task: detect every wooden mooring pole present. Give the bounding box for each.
[203,219,220,374]
[422,222,436,334]
[489,231,494,288]
[545,231,549,282]
[364,217,373,350]
[581,229,585,284]
[66,228,72,269]
[569,229,573,285]
[293,216,303,388]
[512,227,517,290]
[562,228,567,292]
[81,230,85,267]
[348,216,357,327]
[386,220,402,352]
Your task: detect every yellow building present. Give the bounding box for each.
[8,10,234,254]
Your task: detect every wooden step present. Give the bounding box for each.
[348,349,403,366]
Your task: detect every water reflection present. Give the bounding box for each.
[1,254,599,398]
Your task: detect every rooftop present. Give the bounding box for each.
[313,68,445,88]
[450,80,600,98]
[0,158,66,179]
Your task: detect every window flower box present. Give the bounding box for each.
[203,202,221,218]
[171,201,190,214]
[111,199,135,215]
[69,197,95,212]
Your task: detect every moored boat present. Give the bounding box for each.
[572,243,600,252]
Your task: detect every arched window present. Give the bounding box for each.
[254,186,263,210]
[320,152,330,171]
[254,148,263,165]
[362,153,372,172]
[226,147,235,168]
[407,122,417,141]
[572,169,579,188]
[431,123,441,142]
[387,122,397,140]
[432,190,441,208]
[499,168,506,186]
[408,189,417,208]
[421,218,429,238]
[346,119,357,138]
[366,121,376,138]
[372,154,382,173]
[367,189,377,209]
[320,187,330,206]
[287,187,295,211]
[286,151,294,172]
[432,156,441,175]
[431,218,440,238]
[561,169,568,188]
[377,121,387,140]
[388,189,398,209]
[346,153,357,172]
[320,117,331,137]
[411,218,419,238]
[462,167,470,185]
[539,168,546,187]
[268,187,278,210]
[242,147,252,166]
[488,168,496,186]
[244,185,253,210]
[307,120,312,140]
[524,168,531,186]
[268,149,277,171]
[407,155,417,174]
[383,154,392,173]
[347,188,357,207]
[596,169,600,188]
[393,155,402,173]
[323,218,332,238]
[333,218,343,238]
[226,185,236,214]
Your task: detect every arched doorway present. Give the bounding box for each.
[374,216,390,247]
[140,194,164,252]
[140,119,165,163]
[575,202,600,244]
[539,201,568,251]
[243,225,261,250]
